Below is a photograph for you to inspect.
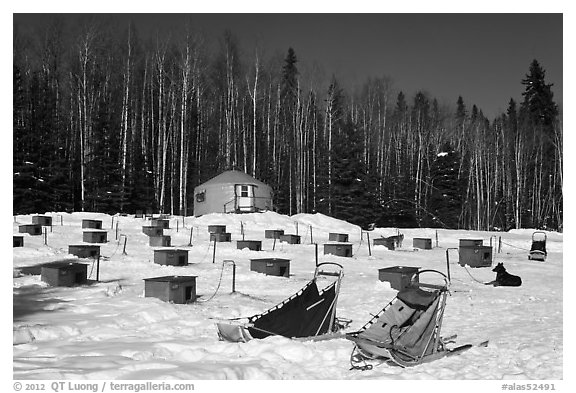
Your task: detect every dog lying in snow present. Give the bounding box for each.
[488,263,522,287]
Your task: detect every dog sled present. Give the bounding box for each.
[216,262,347,342]
[528,231,547,261]
[347,269,480,369]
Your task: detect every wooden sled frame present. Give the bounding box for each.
[347,269,453,368]
[216,262,347,342]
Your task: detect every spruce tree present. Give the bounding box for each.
[429,142,463,228]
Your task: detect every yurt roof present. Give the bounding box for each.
[197,170,268,188]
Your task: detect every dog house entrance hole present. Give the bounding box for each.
[279,266,288,276]
[179,255,186,265]
[185,286,194,302]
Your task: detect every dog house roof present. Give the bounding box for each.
[144,275,197,283]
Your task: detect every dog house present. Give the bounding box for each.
[250,258,290,277]
[32,215,52,226]
[459,246,493,268]
[413,238,432,250]
[324,243,353,257]
[41,261,88,287]
[236,240,262,251]
[265,229,284,239]
[82,219,103,229]
[459,239,483,248]
[144,275,197,304]
[279,234,301,244]
[208,225,227,234]
[13,235,24,247]
[378,266,420,291]
[19,224,42,236]
[83,230,108,243]
[68,244,100,258]
[149,235,171,247]
[150,218,170,229]
[210,232,231,242]
[142,226,164,237]
[329,233,349,242]
[374,237,395,250]
[153,249,189,266]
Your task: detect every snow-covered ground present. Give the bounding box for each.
[11,211,563,380]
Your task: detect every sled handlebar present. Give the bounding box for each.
[411,269,449,289]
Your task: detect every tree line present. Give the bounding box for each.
[13,16,563,231]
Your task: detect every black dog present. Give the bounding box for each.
[489,263,522,287]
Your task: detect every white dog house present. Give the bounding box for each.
[193,170,273,216]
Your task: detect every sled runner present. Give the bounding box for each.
[346,269,480,368]
[216,262,347,342]
[528,231,547,261]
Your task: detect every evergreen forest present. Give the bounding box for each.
[13,16,563,231]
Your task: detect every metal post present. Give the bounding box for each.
[43,227,47,246]
[115,222,119,240]
[241,222,245,241]
[310,225,313,244]
[232,263,236,293]
[188,227,194,246]
[96,255,100,282]
[212,237,217,264]
[111,216,115,229]
[315,243,318,267]
[498,236,502,253]
[60,215,63,226]
[436,230,439,248]
[272,237,277,251]
[445,248,459,283]
[176,220,179,233]
[295,221,299,236]
[367,232,371,256]
[122,236,128,255]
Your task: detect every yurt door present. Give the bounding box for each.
[235,184,255,212]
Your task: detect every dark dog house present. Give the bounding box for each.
[149,235,171,247]
[265,229,284,239]
[153,249,189,266]
[329,233,349,242]
[250,258,290,277]
[413,238,432,250]
[142,226,164,237]
[150,218,170,229]
[82,219,103,229]
[41,261,88,287]
[236,240,262,251]
[32,215,52,226]
[459,246,493,268]
[144,275,197,304]
[459,239,484,248]
[208,225,227,234]
[378,266,420,291]
[210,232,231,242]
[83,230,108,243]
[19,224,42,236]
[324,243,353,257]
[374,237,395,250]
[68,244,100,258]
[279,234,301,244]
[13,235,24,247]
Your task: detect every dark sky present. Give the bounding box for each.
[14,13,563,120]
